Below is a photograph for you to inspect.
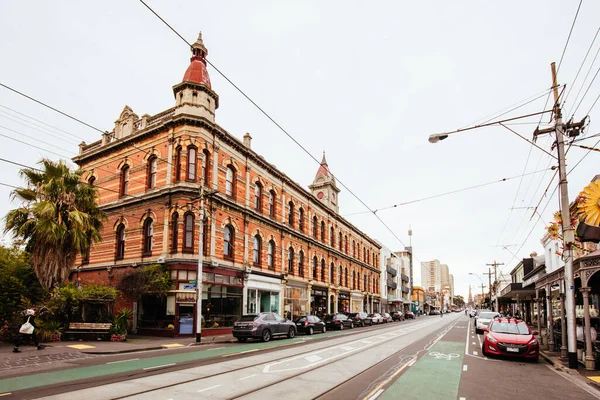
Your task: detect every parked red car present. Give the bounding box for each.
[481,318,539,361]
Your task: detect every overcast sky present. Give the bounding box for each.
[1,1,599,299]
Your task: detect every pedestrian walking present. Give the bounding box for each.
[13,309,45,353]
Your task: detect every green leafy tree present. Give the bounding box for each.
[453,295,465,308]
[3,159,105,289]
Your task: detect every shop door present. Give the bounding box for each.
[178,305,194,335]
[260,291,271,313]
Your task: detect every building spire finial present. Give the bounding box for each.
[321,151,327,165]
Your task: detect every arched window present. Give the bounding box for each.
[338,232,343,251]
[253,235,262,265]
[330,227,335,247]
[119,165,129,197]
[187,147,197,181]
[143,218,153,255]
[223,224,234,259]
[202,217,209,256]
[339,265,343,285]
[115,223,125,260]
[171,212,179,252]
[312,256,318,280]
[298,208,304,232]
[352,240,356,258]
[268,240,275,269]
[88,176,95,186]
[146,156,158,189]
[363,247,366,263]
[287,247,294,275]
[174,146,182,183]
[345,267,348,287]
[321,259,325,281]
[353,271,356,290]
[269,190,276,217]
[183,213,194,252]
[330,263,334,284]
[226,166,236,197]
[202,149,211,186]
[312,216,318,238]
[254,182,262,211]
[298,250,304,277]
[321,221,325,241]
[287,201,294,226]
[344,236,348,254]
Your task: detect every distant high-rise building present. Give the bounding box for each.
[421,260,441,292]
[468,285,473,306]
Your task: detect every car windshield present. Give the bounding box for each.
[238,315,258,322]
[295,316,307,322]
[490,321,530,335]
[479,312,499,319]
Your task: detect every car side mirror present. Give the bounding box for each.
[532,330,539,335]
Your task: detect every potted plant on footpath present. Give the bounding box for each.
[111,308,132,342]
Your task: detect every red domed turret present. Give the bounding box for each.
[182,32,211,88]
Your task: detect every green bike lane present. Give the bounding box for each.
[0,323,392,394]
[378,318,468,400]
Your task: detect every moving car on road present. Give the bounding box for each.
[294,315,326,335]
[323,313,354,330]
[232,312,296,342]
[475,311,501,334]
[481,318,539,361]
[347,312,373,327]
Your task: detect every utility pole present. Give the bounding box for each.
[532,62,582,369]
[484,269,492,310]
[487,261,504,312]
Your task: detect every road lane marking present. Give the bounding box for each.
[463,365,468,371]
[198,384,222,393]
[143,363,175,371]
[362,358,414,400]
[340,346,355,351]
[107,358,140,364]
[305,355,323,363]
[477,333,482,348]
[0,393,12,397]
[223,348,260,358]
[408,358,417,367]
[206,347,225,350]
[367,389,384,400]
[459,397,466,400]
[239,374,256,381]
[465,322,471,355]
[162,343,184,348]
[67,344,95,349]
[472,342,475,345]
[473,351,478,356]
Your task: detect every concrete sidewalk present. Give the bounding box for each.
[539,349,600,393]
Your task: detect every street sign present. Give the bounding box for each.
[183,284,197,290]
[189,280,197,284]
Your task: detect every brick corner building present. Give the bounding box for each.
[72,33,381,337]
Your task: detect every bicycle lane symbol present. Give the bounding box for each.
[428,351,460,361]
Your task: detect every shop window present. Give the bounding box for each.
[224,224,234,259]
[143,218,153,256]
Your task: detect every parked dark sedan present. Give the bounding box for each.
[347,312,373,327]
[294,315,326,335]
[323,313,354,330]
[404,311,416,320]
[392,312,405,321]
[232,312,296,342]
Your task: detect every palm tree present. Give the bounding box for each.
[4,159,105,289]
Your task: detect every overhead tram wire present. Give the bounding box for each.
[0,111,81,146]
[0,182,18,189]
[137,0,416,251]
[0,104,86,142]
[557,0,583,75]
[570,65,600,118]
[567,45,600,119]
[562,26,600,110]
[0,130,71,159]
[343,168,553,217]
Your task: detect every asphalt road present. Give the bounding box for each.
[1,314,598,400]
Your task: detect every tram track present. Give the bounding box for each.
[108,317,450,400]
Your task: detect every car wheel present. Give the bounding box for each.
[481,345,487,357]
[288,328,296,338]
[350,322,354,329]
[308,327,314,335]
[262,329,271,342]
[237,337,247,342]
[339,323,344,330]
[362,321,365,327]
[322,325,326,333]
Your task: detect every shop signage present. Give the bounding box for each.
[183,284,197,290]
[339,293,350,300]
[176,292,197,303]
[311,289,327,297]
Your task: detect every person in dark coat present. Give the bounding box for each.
[13,309,45,353]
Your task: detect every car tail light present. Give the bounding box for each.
[304,321,309,326]
[334,319,339,322]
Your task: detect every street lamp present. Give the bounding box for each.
[428,133,449,143]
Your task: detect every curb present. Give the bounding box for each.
[539,351,569,373]
[81,346,164,355]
